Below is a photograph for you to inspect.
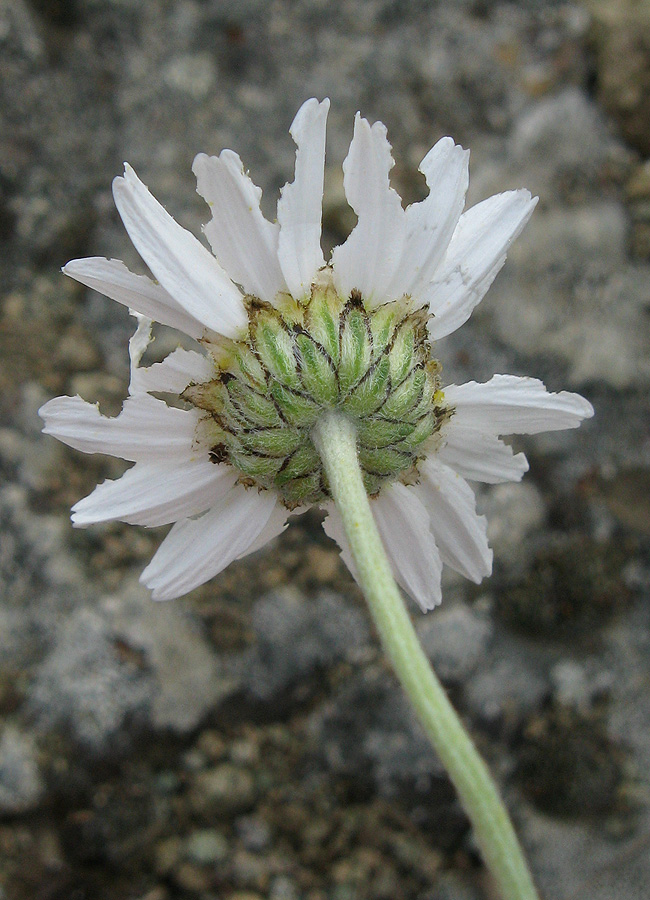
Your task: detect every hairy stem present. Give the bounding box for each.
[312,410,540,900]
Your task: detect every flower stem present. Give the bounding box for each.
[312,410,540,900]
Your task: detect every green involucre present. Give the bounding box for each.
[183,269,451,507]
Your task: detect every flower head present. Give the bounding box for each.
[40,99,593,607]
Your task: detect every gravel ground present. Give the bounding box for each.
[1,1,650,899]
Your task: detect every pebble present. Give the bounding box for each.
[231,848,270,890]
[163,53,217,100]
[626,161,650,259]
[591,0,650,156]
[230,737,260,766]
[189,764,256,818]
[184,829,229,865]
[173,861,211,892]
[154,837,182,876]
[136,889,169,900]
[0,725,44,815]
[55,328,100,372]
[196,730,227,761]
[67,372,127,414]
[550,660,613,712]
[550,660,590,712]
[269,876,300,900]
[422,871,482,900]
[236,814,272,852]
[305,545,340,582]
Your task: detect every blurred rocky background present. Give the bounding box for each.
[1,0,650,898]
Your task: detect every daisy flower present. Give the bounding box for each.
[40,98,593,606]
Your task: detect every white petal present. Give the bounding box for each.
[63,257,205,339]
[323,487,443,612]
[72,458,237,527]
[134,348,214,395]
[372,483,443,611]
[426,190,537,340]
[236,501,290,558]
[415,457,492,583]
[113,165,247,337]
[39,393,199,462]
[193,150,285,304]
[445,375,594,435]
[128,314,153,394]
[331,114,406,307]
[437,423,529,484]
[277,98,329,299]
[141,486,281,600]
[388,137,469,301]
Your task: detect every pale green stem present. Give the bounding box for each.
[312,410,540,900]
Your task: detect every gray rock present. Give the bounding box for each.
[550,659,614,714]
[0,725,44,814]
[309,662,449,802]
[591,0,650,157]
[30,606,151,748]
[423,871,482,900]
[239,587,369,702]
[0,477,88,683]
[521,804,650,900]
[510,88,618,199]
[481,483,546,572]
[30,582,228,747]
[417,604,493,684]
[101,586,229,733]
[605,599,650,772]
[1,0,118,275]
[563,265,650,390]
[494,230,650,389]
[512,203,627,273]
[0,482,81,607]
[465,654,548,729]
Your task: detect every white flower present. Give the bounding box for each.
[40,99,593,607]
